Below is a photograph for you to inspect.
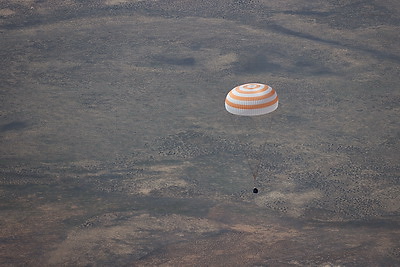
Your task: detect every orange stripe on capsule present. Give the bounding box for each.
[225,96,278,109]
[229,89,275,101]
[243,84,262,90]
[235,86,268,94]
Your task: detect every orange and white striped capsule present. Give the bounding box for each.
[225,83,278,116]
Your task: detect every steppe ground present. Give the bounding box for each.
[1,0,399,266]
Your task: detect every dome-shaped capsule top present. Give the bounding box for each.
[225,83,278,116]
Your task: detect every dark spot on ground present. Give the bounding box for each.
[1,121,28,132]
[153,55,196,66]
[235,54,282,73]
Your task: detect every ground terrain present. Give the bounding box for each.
[1,0,399,265]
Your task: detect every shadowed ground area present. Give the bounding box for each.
[1,0,399,266]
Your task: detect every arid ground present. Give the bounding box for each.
[1,0,399,266]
